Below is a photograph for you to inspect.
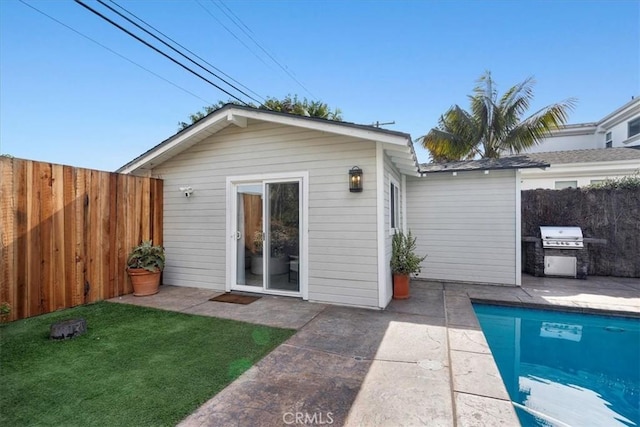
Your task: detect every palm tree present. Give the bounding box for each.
[419,72,576,162]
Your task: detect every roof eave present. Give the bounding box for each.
[117,105,419,175]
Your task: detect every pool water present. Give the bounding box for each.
[473,304,640,427]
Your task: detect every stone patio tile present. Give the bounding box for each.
[448,327,492,354]
[455,393,518,427]
[179,345,367,427]
[445,295,481,329]
[109,287,219,311]
[413,280,445,291]
[374,321,448,363]
[287,306,443,359]
[345,360,453,427]
[387,288,445,318]
[181,298,326,329]
[466,288,526,303]
[450,350,509,401]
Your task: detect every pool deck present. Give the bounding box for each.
[110,274,639,426]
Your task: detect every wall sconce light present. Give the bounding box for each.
[349,166,363,192]
[179,186,194,198]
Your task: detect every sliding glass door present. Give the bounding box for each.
[233,179,300,294]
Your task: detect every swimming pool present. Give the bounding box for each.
[473,304,640,427]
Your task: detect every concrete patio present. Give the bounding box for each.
[109,274,640,426]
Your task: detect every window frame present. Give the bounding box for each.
[605,131,612,148]
[628,117,640,138]
[389,175,400,235]
[555,180,578,190]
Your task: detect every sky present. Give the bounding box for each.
[1,0,639,171]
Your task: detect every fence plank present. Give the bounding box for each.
[0,158,15,320]
[27,161,41,316]
[14,160,28,320]
[74,168,87,307]
[63,165,77,310]
[0,158,164,321]
[51,164,66,311]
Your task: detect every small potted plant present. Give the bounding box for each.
[126,240,165,296]
[390,230,426,299]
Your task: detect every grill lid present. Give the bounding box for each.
[540,226,584,249]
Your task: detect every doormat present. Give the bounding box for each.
[209,293,261,305]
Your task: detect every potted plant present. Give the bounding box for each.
[390,230,426,299]
[126,240,165,296]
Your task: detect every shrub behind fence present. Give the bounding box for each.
[0,157,163,321]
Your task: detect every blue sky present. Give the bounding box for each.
[1,0,638,171]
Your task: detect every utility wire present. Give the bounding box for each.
[74,0,251,106]
[217,0,255,37]
[209,0,316,99]
[95,0,261,106]
[194,0,273,71]
[105,0,265,104]
[17,0,213,105]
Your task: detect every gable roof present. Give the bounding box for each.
[517,147,640,165]
[420,156,549,174]
[117,104,419,176]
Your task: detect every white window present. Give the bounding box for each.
[590,179,605,185]
[605,132,612,148]
[389,177,400,234]
[629,118,640,138]
[555,180,577,189]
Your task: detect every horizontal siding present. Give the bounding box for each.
[152,120,379,307]
[407,170,517,285]
[383,154,402,303]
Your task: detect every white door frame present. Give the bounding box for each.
[226,171,309,299]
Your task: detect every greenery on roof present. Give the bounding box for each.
[178,94,342,130]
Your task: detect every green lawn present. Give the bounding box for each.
[0,301,295,426]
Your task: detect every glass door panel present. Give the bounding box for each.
[235,184,263,288]
[265,182,300,292]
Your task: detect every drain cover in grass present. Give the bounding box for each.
[209,294,261,305]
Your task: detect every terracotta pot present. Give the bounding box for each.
[127,268,161,296]
[393,273,410,299]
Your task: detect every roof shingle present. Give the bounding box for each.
[513,147,640,164]
[419,156,549,174]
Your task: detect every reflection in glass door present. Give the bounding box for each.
[266,182,299,292]
[235,184,263,287]
[234,180,300,294]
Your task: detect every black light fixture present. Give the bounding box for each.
[349,166,363,192]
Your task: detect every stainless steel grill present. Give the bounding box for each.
[540,226,584,250]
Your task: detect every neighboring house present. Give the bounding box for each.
[119,105,546,309]
[513,97,640,189]
[518,148,640,190]
[525,97,640,153]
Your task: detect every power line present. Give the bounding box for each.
[210,0,316,99]
[217,0,255,37]
[74,0,251,106]
[95,0,262,106]
[194,0,273,71]
[17,0,213,105]
[208,0,316,99]
[105,0,265,103]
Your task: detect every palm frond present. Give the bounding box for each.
[500,98,577,154]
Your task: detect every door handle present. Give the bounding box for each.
[235,231,242,240]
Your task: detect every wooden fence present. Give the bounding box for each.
[0,157,163,321]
